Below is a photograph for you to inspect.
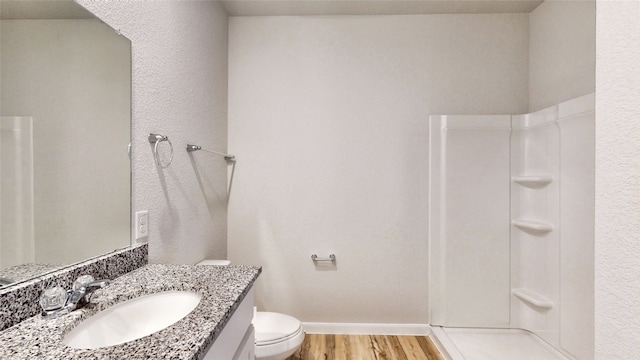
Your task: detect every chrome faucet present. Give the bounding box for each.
[40,275,110,317]
[68,276,111,308]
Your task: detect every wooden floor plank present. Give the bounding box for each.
[334,334,347,360]
[326,334,336,359]
[386,335,410,360]
[397,336,429,360]
[372,334,397,360]
[305,334,325,360]
[286,334,442,360]
[350,335,370,359]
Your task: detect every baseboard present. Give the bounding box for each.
[301,322,431,336]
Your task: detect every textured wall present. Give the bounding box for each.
[528,0,595,112]
[77,1,230,264]
[595,0,640,358]
[228,14,528,324]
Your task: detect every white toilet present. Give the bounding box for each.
[252,311,305,360]
[197,260,305,360]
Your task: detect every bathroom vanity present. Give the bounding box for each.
[0,264,261,359]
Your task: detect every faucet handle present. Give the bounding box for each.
[73,275,96,291]
[39,286,69,314]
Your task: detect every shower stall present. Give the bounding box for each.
[428,94,594,360]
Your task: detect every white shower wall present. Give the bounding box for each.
[510,95,595,360]
[428,115,511,328]
[557,97,595,360]
[510,105,561,347]
[429,93,595,360]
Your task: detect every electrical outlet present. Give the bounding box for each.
[135,210,149,241]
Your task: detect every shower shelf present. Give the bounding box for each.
[512,220,553,233]
[512,175,553,187]
[512,288,553,309]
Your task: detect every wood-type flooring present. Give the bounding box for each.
[286,334,444,360]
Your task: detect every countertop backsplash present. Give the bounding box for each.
[0,244,148,331]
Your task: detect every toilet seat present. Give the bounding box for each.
[254,312,305,360]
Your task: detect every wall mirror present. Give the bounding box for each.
[0,0,131,288]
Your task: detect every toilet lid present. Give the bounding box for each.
[253,312,302,345]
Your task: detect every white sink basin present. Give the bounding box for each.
[63,291,201,349]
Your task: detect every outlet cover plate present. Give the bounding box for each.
[135,210,149,241]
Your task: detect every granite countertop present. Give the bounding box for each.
[0,264,261,359]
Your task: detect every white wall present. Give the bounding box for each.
[429,115,512,329]
[77,1,230,264]
[529,0,595,112]
[1,20,130,264]
[595,0,640,358]
[228,15,528,324]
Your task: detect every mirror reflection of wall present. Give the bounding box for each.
[0,0,131,286]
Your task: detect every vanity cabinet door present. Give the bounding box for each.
[233,326,255,360]
[202,287,255,360]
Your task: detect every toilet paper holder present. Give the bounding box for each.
[311,254,336,262]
